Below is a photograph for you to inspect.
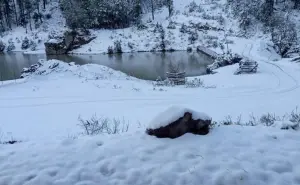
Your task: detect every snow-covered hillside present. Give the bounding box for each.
[1,0,297,56]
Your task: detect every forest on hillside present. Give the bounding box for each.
[0,0,300,56]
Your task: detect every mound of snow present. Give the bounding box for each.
[21,59,136,81]
[272,121,299,130]
[147,106,211,129]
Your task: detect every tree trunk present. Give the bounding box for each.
[151,0,154,20]
[43,0,47,9]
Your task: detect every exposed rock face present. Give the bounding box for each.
[44,39,67,55]
[146,111,211,139]
[44,29,96,55]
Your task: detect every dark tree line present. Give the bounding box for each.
[60,0,174,29]
[0,0,50,33]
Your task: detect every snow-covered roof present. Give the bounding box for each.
[147,106,211,129]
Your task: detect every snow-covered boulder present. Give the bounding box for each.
[44,38,67,55]
[45,29,96,55]
[146,106,212,139]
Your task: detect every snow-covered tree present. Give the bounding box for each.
[271,15,297,57]
[61,0,144,29]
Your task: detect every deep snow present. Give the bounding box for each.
[0,52,300,184]
[1,126,300,185]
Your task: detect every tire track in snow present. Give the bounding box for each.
[241,43,299,95]
[262,61,300,94]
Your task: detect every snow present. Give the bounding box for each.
[47,39,61,44]
[147,105,211,129]
[272,120,299,130]
[0,48,300,184]
[1,0,300,184]
[0,126,300,185]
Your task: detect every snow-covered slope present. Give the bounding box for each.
[0,0,292,55]
[0,0,66,54]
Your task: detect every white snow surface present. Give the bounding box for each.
[1,0,300,183]
[1,126,300,185]
[0,53,300,184]
[147,106,211,129]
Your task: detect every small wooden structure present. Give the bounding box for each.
[234,59,258,75]
[166,71,186,85]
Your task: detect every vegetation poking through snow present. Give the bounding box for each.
[185,78,204,88]
[0,130,20,145]
[114,40,123,53]
[78,115,129,135]
[212,108,300,130]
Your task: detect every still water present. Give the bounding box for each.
[0,51,214,81]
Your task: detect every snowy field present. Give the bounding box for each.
[1,42,300,184]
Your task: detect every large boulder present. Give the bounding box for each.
[44,39,67,55]
[146,106,212,139]
[44,29,96,55]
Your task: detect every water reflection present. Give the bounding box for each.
[0,51,214,81]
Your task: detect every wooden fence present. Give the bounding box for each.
[166,72,186,85]
[235,60,258,75]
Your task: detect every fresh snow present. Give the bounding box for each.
[0,0,285,56]
[1,0,300,184]
[147,106,211,129]
[0,52,300,184]
[1,126,300,185]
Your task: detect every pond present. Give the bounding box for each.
[0,51,214,81]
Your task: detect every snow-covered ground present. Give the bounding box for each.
[1,126,300,185]
[0,42,300,184]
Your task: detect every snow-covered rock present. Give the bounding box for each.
[44,30,96,54]
[146,106,211,138]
